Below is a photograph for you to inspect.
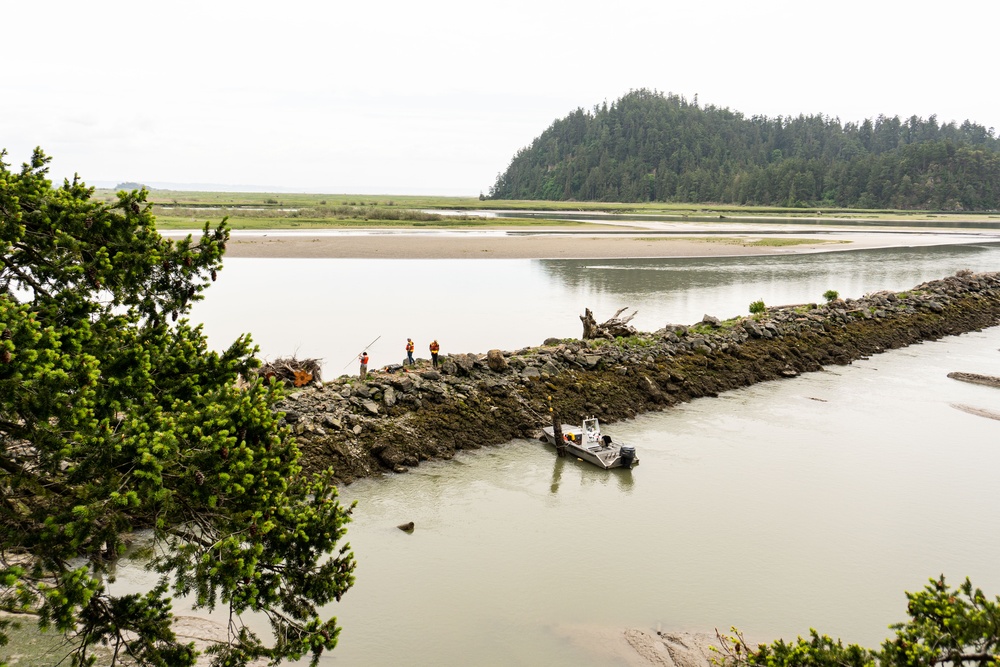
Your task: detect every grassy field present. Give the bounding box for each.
[92,188,1000,230]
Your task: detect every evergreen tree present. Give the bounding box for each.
[0,149,355,666]
[487,90,1000,210]
[719,577,1000,667]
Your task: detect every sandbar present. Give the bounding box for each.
[216,228,1000,260]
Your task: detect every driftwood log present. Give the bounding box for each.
[580,307,639,340]
[257,357,323,387]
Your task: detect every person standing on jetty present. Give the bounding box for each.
[429,339,440,369]
[359,351,369,379]
[405,338,415,365]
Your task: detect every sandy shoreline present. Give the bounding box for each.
[217,229,1000,260]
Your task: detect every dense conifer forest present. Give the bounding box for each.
[487,89,1000,210]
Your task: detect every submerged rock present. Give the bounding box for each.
[947,371,1000,388]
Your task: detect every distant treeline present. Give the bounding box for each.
[487,89,1000,210]
[115,182,147,191]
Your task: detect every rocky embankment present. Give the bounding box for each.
[279,271,1000,483]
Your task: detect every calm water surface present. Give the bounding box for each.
[172,244,1000,664]
[191,243,1000,377]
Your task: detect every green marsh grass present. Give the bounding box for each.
[90,188,1000,230]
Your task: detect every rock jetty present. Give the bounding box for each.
[278,271,1000,483]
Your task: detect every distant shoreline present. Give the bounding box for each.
[213,229,1000,260]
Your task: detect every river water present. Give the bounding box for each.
[160,243,1000,664]
[191,242,1000,377]
[330,328,1000,665]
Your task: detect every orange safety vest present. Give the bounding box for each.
[429,342,439,353]
[360,354,369,365]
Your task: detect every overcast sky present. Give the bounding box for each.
[5,1,998,195]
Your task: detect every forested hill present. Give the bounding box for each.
[487,89,1000,210]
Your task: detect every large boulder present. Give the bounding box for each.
[487,349,509,372]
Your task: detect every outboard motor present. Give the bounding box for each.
[619,445,636,467]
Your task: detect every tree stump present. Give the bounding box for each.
[580,307,639,340]
[257,356,323,386]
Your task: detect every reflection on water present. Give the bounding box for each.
[550,455,564,494]
[538,243,1000,301]
[546,445,636,495]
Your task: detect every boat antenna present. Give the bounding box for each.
[343,335,381,369]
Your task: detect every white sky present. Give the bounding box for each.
[4,0,998,195]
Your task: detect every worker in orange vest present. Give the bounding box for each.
[358,351,369,379]
[405,338,415,365]
[429,339,440,369]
